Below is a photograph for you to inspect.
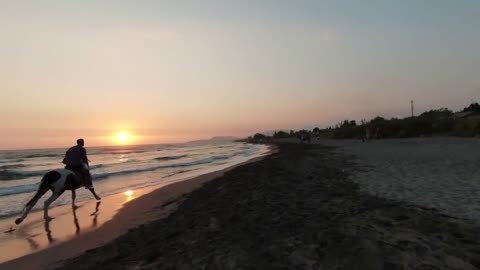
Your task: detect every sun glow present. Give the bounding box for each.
[116,133,130,144]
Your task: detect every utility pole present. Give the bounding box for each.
[411,100,414,117]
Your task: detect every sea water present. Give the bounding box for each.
[0,141,269,217]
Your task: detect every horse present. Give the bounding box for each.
[14,163,101,225]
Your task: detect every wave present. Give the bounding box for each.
[0,165,198,197]
[0,164,27,170]
[0,169,48,180]
[107,150,147,155]
[101,146,142,151]
[94,155,229,180]
[1,154,227,181]
[162,168,200,178]
[0,148,245,194]
[0,183,39,196]
[0,164,104,181]
[99,146,148,154]
[0,146,267,199]
[23,153,60,159]
[154,154,188,161]
[0,159,24,164]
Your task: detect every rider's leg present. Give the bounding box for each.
[88,187,101,201]
[80,166,100,199]
[80,167,93,189]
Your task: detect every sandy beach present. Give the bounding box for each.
[11,142,475,269]
[321,137,480,220]
[2,141,480,269]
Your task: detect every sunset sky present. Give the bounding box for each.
[1,1,479,149]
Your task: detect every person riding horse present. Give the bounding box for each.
[63,138,94,190]
[14,138,101,224]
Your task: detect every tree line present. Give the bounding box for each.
[247,103,480,142]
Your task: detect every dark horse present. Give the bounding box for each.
[15,164,101,224]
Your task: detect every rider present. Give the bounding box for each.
[63,138,94,190]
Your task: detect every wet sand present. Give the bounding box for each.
[47,143,479,269]
[0,152,272,270]
[0,183,171,264]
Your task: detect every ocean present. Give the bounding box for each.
[0,141,269,217]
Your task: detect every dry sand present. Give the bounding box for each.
[47,143,480,269]
[321,137,480,220]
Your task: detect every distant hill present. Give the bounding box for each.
[186,136,241,144]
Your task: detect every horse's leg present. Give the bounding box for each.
[15,187,49,225]
[16,170,63,225]
[88,188,101,201]
[43,190,63,221]
[18,202,37,223]
[71,190,78,209]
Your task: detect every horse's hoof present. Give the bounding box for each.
[95,195,101,201]
[15,218,23,225]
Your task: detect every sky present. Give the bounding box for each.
[1,0,480,149]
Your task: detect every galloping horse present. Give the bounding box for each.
[15,164,101,225]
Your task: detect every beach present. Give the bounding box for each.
[2,140,480,269]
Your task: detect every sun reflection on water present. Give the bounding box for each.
[124,190,134,202]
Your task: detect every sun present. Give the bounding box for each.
[116,133,130,144]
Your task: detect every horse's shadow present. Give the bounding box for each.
[90,201,101,228]
[44,219,55,244]
[35,201,102,247]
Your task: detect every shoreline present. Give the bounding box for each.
[54,143,480,269]
[0,146,275,270]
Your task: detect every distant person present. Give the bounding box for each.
[375,127,382,139]
[63,138,94,190]
[365,126,371,141]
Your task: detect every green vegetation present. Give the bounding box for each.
[320,105,480,139]
[462,102,480,112]
[247,103,480,142]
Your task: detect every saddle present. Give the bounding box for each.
[65,162,93,189]
[64,166,90,187]
[70,170,85,183]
